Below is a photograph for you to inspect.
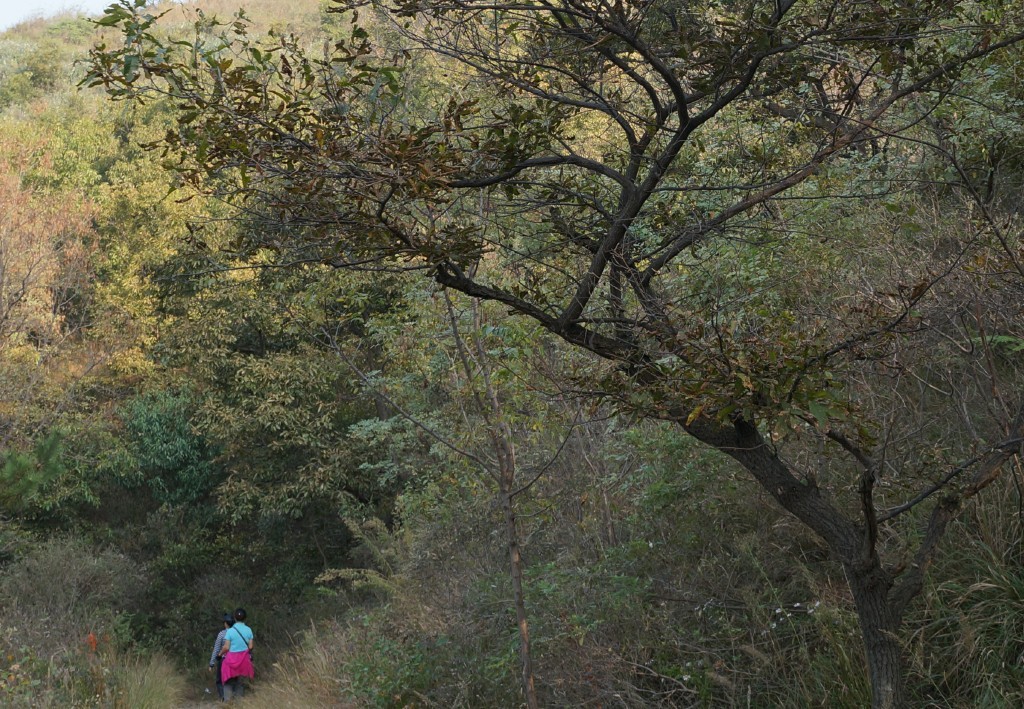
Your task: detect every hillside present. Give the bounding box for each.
[2,1,1024,707]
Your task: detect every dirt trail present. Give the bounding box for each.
[178,681,221,707]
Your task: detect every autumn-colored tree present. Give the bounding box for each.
[0,173,92,353]
[0,146,95,460]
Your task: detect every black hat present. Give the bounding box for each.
[222,613,234,623]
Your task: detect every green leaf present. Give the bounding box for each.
[123,54,140,83]
[808,401,829,428]
[94,9,129,27]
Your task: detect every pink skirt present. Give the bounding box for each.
[221,650,255,683]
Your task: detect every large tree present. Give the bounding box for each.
[87,0,1024,704]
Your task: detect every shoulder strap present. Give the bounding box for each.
[232,626,249,648]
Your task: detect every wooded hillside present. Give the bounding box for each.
[3,1,1024,707]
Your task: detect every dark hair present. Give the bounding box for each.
[233,607,247,622]
[222,613,234,625]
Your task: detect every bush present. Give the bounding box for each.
[0,538,145,648]
[0,538,148,705]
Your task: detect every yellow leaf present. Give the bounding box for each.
[686,404,704,426]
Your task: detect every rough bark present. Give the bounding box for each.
[846,564,905,709]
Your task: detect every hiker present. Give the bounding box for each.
[220,607,255,700]
[208,613,234,700]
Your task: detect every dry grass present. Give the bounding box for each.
[237,622,352,709]
[114,652,188,709]
[153,0,324,34]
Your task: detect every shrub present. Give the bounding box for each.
[0,538,148,704]
[0,538,145,647]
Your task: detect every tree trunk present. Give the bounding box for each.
[501,485,539,709]
[683,417,914,707]
[846,565,906,709]
[447,294,540,708]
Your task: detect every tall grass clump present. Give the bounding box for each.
[238,621,348,709]
[112,652,187,708]
[907,492,1024,706]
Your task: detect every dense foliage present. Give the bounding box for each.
[2,1,1024,707]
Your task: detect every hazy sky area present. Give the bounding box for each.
[0,0,115,31]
